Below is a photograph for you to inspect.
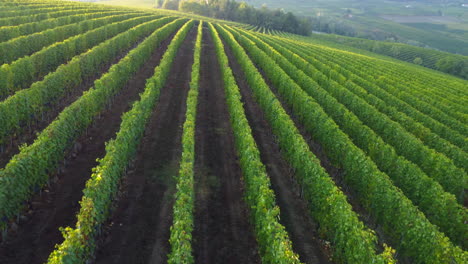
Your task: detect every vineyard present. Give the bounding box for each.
[0,1,466,264]
[269,31,468,80]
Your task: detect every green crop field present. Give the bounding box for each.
[260,30,468,80]
[0,1,466,264]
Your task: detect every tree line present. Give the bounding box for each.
[156,0,312,35]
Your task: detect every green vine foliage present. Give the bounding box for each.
[216,24,395,264]
[264,34,468,172]
[0,7,97,27]
[0,14,159,98]
[211,22,302,264]
[0,17,185,232]
[282,35,468,137]
[0,16,175,145]
[221,24,466,263]
[0,10,131,42]
[294,45,467,201]
[167,21,202,264]
[231,27,467,249]
[47,19,194,264]
[0,11,142,65]
[0,0,132,28]
[273,36,468,156]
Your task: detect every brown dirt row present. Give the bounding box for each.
[191,26,261,264]
[0,29,157,170]
[222,38,332,263]
[0,31,177,264]
[93,26,197,264]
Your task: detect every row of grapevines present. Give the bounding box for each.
[230,27,467,248]
[260,34,467,201]
[366,61,468,116]
[0,0,97,7]
[361,52,468,100]
[392,80,467,112]
[270,33,468,115]
[265,36,468,170]
[0,0,94,8]
[0,6,102,27]
[293,39,468,124]
[278,32,468,110]
[216,24,394,264]
[345,71,468,151]
[0,16,175,145]
[289,31,468,80]
[0,0,118,17]
[0,1,56,9]
[376,78,468,133]
[281,32,468,99]
[0,12,146,65]
[374,68,467,112]
[223,25,467,263]
[252,31,468,182]
[0,10,140,61]
[211,23,302,263]
[0,10,132,42]
[378,77,468,121]
[0,5,87,19]
[167,21,202,264]
[0,17,186,232]
[270,34,467,148]
[46,19,194,264]
[261,34,468,177]
[0,13,154,98]
[308,39,468,123]
[269,35,468,151]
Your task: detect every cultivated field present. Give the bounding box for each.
[0,1,466,264]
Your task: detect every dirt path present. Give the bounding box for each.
[192,27,261,264]
[0,33,176,264]
[93,26,196,264]
[223,40,332,264]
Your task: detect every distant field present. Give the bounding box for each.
[268,28,468,79]
[381,15,463,24]
[248,0,468,55]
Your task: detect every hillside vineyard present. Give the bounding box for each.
[0,1,466,264]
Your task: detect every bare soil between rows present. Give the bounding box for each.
[0,31,176,264]
[191,26,261,264]
[93,26,196,264]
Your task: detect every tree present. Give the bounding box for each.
[391,45,401,56]
[166,0,313,36]
[162,0,179,10]
[179,0,209,15]
[155,0,164,7]
[413,57,423,65]
[436,57,468,79]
